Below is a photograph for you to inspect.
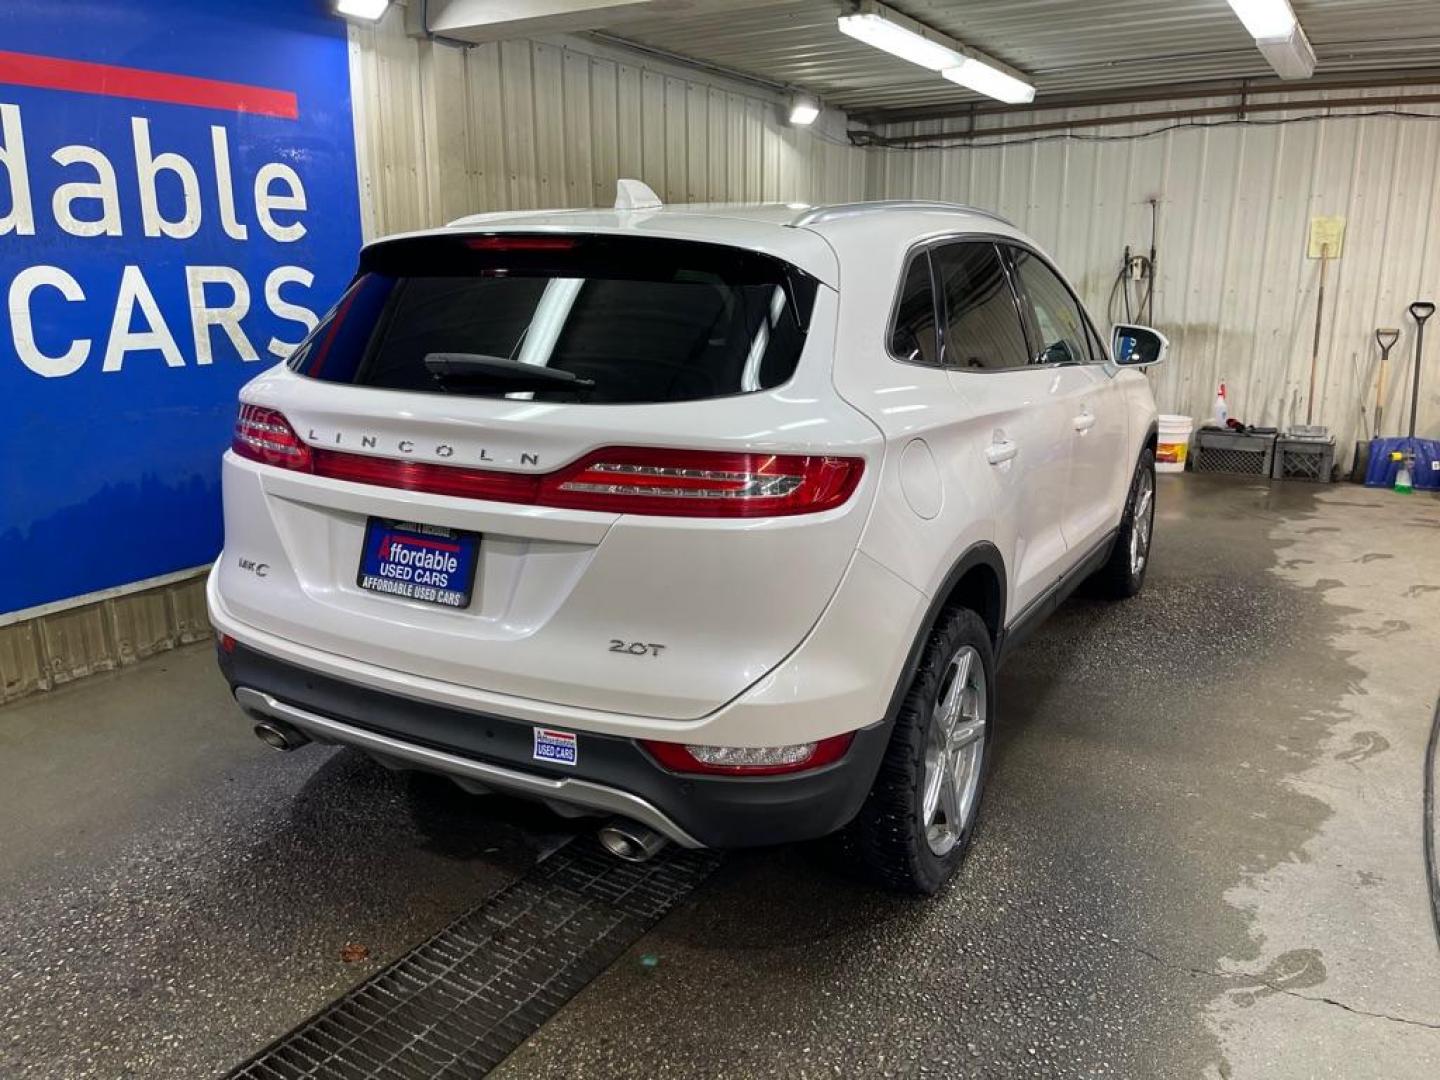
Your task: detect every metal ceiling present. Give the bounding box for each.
[597,0,1440,121]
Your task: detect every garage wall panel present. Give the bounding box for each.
[348,15,867,237]
[872,90,1440,453]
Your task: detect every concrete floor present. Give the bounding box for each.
[0,653,564,1078]
[1,476,1437,1079]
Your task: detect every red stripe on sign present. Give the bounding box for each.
[0,50,298,119]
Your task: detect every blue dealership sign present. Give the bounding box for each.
[0,0,361,613]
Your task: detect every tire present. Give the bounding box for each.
[848,607,996,895]
[1092,447,1156,600]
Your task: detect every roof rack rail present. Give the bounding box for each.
[788,200,1014,228]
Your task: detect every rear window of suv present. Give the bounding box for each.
[288,233,819,405]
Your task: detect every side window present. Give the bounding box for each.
[889,252,940,365]
[932,242,1030,371]
[1007,246,1093,366]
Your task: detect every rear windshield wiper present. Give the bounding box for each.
[423,352,595,392]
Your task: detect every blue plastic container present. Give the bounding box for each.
[1364,436,1440,490]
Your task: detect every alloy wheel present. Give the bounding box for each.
[921,645,987,857]
[1129,468,1155,576]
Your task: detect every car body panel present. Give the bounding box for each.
[210,198,1158,844]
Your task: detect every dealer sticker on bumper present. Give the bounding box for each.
[533,727,578,766]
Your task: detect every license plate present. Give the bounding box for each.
[357,519,479,609]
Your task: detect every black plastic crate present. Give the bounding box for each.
[1272,437,1335,482]
[1192,428,1276,477]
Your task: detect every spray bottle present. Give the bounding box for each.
[1213,381,1229,427]
[1392,451,1414,494]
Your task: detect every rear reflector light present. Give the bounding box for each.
[230,409,862,517]
[233,405,313,469]
[641,733,854,776]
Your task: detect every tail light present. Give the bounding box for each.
[542,447,862,517]
[229,407,863,518]
[640,733,854,776]
[233,405,312,469]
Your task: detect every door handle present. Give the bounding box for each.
[985,439,1018,465]
[1073,411,1096,433]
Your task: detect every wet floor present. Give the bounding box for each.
[2,476,1438,1078]
[493,478,1440,1079]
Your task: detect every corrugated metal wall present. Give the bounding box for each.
[9,22,1437,704]
[347,14,1440,453]
[869,89,1440,453]
[345,15,868,239]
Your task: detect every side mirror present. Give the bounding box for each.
[1111,323,1168,367]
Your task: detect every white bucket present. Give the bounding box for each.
[1156,414,1193,474]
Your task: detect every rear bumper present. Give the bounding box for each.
[218,642,891,849]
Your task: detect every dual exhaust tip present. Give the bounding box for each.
[597,820,668,863]
[250,719,669,863]
[253,719,310,752]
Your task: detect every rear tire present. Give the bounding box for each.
[1092,448,1156,600]
[849,607,995,895]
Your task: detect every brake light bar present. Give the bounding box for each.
[230,407,863,517]
[465,235,578,251]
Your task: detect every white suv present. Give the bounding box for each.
[210,188,1164,893]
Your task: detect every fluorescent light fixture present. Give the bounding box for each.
[942,57,1035,105]
[837,10,966,72]
[1256,22,1317,79]
[788,93,821,126]
[839,2,1035,106]
[335,0,390,20]
[1225,0,1297,41]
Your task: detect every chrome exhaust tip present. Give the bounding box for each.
[597,819,668,863]
[253,719,309,752]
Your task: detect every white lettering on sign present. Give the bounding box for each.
[9,265,89,377]
[0,102,323,376]
[51,145,122,238]
[0,104,35,237]
[254,162,307,243]
[104,265,184,372]
[210,126,248,242]
[133,116,201,240]
[264,265,318,359]
[186,265,257,365]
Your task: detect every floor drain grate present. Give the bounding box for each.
[224,840,719,1079]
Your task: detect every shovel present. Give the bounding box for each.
[1354,329,1400,481]
[1374,328,1400,437]
[1408,302,1435,438]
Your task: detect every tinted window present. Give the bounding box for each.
[290,234,818,404]
[932,242,1030,371]
[889,252,940,365]
[1008,247,1093,366]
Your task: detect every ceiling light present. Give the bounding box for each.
[788,93,821,126]
[838,2,1035,106]
[837,9,966,72]
[943,58,1035,105]
[1225,0,1297,41]
[335,0,390,21]
[1256,23,1316,79]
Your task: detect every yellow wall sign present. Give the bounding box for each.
[1308,215,1346,259]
